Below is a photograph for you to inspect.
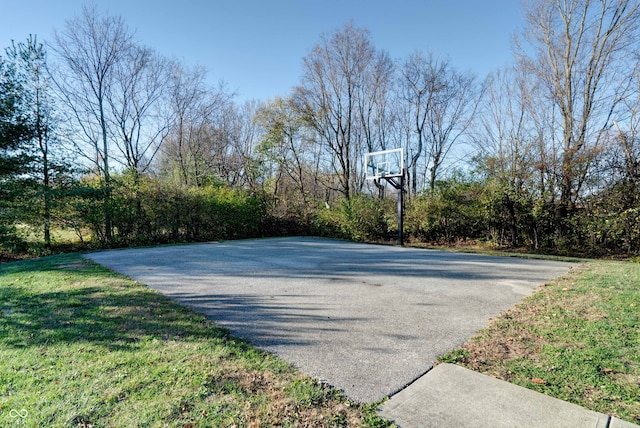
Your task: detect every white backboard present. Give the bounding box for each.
[365,148,404,180]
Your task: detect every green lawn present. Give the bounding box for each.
[5,252,638,426]
[440,260,640,424]
[0,254,390,427]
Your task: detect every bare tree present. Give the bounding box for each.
[610,119,640,201]
[224,99,263,188]
[424,65,480,192]
[399,52,441,193]
[355,50,394,154]
[518,0,640,221]
[608,59,640,208]
[108,45,170,176]
[399,52,480,193]
[475,68,536,189]
[160,63,207,186]
[473,66,548,246]
[356,49,394,197]
[50,5,134,241]
[159,63,235,187]
[198,98,258,187]
[294,22,390,199]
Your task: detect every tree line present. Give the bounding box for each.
[2,0,640,257]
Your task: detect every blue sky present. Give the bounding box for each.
[1,0,524,102]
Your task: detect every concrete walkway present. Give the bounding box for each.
[81,237,640,426]
[379,363,639,428]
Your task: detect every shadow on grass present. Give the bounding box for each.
[0,256,234,352]
[0,255,393,428]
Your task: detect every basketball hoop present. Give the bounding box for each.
[365,148,406,246]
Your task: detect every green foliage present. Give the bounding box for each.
[0,37,74,252]
[0,178,33,253]
[439,349,470,364]
[0,57,33,175]
[405,178,486,243]
[477,179,539,248]
[0,53,35,226]
[3,173,267,253]
[400,172,640,255]
[572,179,640,256]
[5,165,640,257]
[312,195,394,242]
[575,207,640,256]
[108,174,265,245]
[0,223,28,253]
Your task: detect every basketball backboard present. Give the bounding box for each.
[365,148,404,180]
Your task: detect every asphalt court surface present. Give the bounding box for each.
[86,237,574,403]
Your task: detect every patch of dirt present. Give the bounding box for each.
[204,368,366,427]
[464,333,540,366]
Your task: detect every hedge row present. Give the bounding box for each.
[3,175,639,257]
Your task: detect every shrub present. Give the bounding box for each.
[67,174,266,247]
[405,179,486,244]
[312,195,394,242]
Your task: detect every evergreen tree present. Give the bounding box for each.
[0,54,33,248]
[0,56,32,179]
[1,37,70,249]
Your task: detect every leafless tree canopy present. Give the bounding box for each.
[6,3,639,252]
[108,45,170,175]
[51,5,134,180]
[400,52,481,193]
[294,22,394,199]
[518,0,640,216]
[157,63,245,187]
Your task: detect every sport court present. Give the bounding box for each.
[86,237,573,403]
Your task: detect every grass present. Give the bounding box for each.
[0,254,391,427]
[15,223,88,244]
[440,260,640,424]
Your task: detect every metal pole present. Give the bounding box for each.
[397,172,404,246]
